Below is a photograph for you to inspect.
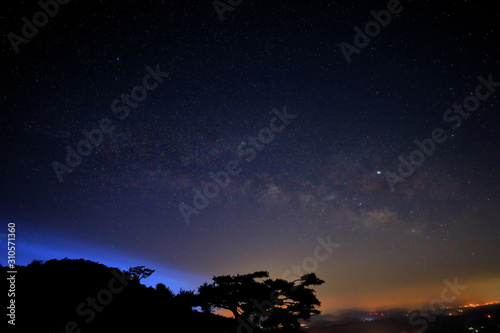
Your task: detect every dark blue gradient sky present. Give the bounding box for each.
[1,0,500,312]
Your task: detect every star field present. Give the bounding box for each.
[1,0,499,311]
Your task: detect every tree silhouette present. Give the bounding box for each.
[126,265,155,281]
[198,271,324,330]
[198,271,270,318]
[3,259,236,333]
[262,273,324,330]
[155,283,175,299]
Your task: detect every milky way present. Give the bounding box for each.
[1,0,499,311]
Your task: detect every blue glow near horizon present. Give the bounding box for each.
[0,221,208,293]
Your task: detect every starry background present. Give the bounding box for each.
[1,0,500,312]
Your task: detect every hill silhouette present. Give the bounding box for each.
[3,258,235,333]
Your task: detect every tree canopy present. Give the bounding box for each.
[197,271,324,330]
[125,265,155,281]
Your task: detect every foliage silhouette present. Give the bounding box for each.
[3,259,234,333]
[4,259,322,332]
[126,265,155,281]
[198,271,324,330]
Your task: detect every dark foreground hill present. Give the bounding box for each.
[3,259,236,333]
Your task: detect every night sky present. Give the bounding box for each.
[1,0,500,312]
